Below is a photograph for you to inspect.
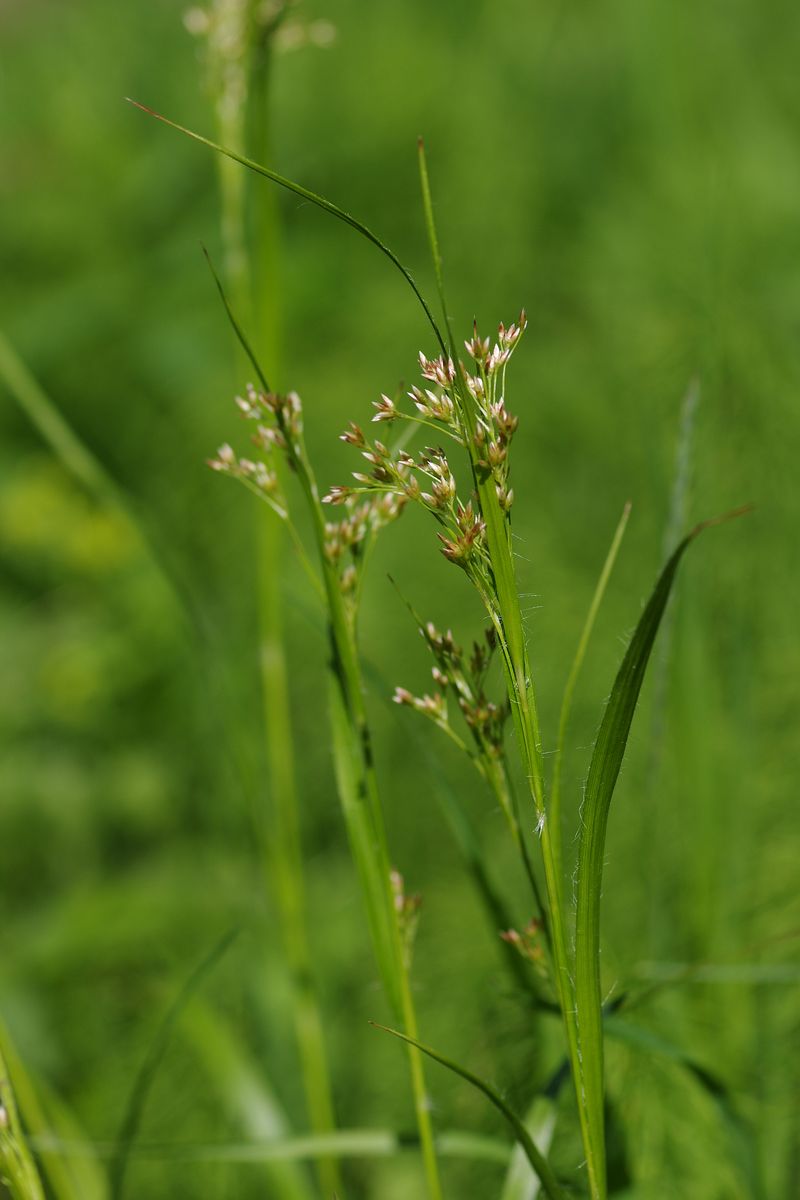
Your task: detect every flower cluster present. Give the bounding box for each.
[208,440,285,512]
[390,868,422,968]
[323,492,407,596]
[394,622,510,760]
[324,313,525,573]
[209,383,406,601]
[500,917,545,968]
[209,383,303,483]
[463,312,525,511]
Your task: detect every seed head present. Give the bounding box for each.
[372,394,397,422]
[340,421,365,447]
[419,351,455,386]
[465,321,491,363]
[208,442,236,472]
[322,485,352,505]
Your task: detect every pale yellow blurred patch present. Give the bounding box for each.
[0,458,139,575]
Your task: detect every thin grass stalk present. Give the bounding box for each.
[645,379,699,950]
[549,502,631,887]
[27,1129,511,1167]
[203,7,341,1193]
[212,286,443,1200]
[416,143,600,1197]
[294,456,444,1200]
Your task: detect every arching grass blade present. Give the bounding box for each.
[109,929,239,1200]
[125,100,446,354]
[371,1023,568,1200]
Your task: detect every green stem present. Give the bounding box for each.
[207,6,341,1194]
[296,453,443,1200]
[417,141,603,1199]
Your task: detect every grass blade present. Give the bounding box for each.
[371,1023,567,1200]
[202,246,271,393]
[549,502,631,885]
[500,1095,558,1200]
[28,1127,512,1166]
[573,507,751,1195]
[0,1023,106,1200]
[179,1001,315,1200]
[0,332,120,506]
[0,1034,46,1200]
[125,100,446,354]
[108,929,238,1200]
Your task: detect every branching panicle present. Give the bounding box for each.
[396,621,510,766]
[209,383,406,610]
[326,315,524,592]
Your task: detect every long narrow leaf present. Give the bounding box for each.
[573,507,751,1194]
[179,1001,315,1200]
[28,1127,512,1166]
[109,929,238,1200]
[549,502,631,884]
[126,100,446,354]
[0,1026,106,1200]
[0,331,187,621]
[371,1023,567,1200]
[0,332,120,504]
[500,1095,557,1200]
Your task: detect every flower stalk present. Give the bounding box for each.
[211,360,443,1199]
[195,5,341,1194]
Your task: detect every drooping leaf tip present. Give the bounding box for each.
[691,502,754,540]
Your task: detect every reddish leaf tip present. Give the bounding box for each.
[691,502,754,539]
[125,97,165,121]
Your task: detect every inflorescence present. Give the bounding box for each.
[324,312,526,579]
[209,313,526,610]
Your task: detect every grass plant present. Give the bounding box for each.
[134,103,748,1196]
[3,6,785,1192]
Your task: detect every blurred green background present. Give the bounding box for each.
[1,0,798,1196]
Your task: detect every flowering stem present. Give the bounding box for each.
[206,7,341,1194]
[294,429,445,1198]
[417,142,604,1199]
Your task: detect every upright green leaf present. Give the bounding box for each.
[550,502,631,886]
[573,509,750,1196]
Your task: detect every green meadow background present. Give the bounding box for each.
[1,1,798,1196]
